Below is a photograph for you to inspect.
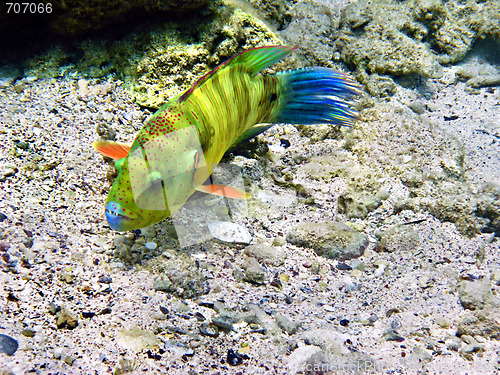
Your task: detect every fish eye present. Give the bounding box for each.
[115,158,125,171]
[269,93,277,103]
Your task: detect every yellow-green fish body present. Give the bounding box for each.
[94,46,360,231]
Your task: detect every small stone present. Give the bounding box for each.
[13,83,25,93]
[374,225,421,253]
[274,312,300,335]
[456,310,500,339]
[48,302,61,315]
[212,317,234,332]
[199,322,219,337]
[56,309,78,330]
[383,328,404,342]
[64,355,75,365]
[116,327,160,352]
[446,336,462,351]
[97,276,112,284]
[244,243,284,266]
[164,340,194,357]
[77,79,89,96]
[145,242,157,250]
[21,329,35,337]
[0,333,18,356]
[208,221,252,244]
[435,316,451,328]
[227,349,248,366]
[59,272,75,284]
[241,257,266,285]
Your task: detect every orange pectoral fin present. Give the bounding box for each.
[195,184,251,199]
[92,141,131,160]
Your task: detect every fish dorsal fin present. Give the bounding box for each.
[179,45,295,102]
[92,140,131,160]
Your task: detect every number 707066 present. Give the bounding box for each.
[6,3,53,13]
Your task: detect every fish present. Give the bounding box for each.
[93,45,361,231]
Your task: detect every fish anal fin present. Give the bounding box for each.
[92,141,131,160]
[195,184,250,199]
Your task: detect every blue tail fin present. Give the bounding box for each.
[275,68,361,126]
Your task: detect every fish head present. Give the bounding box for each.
[104,127,208,231]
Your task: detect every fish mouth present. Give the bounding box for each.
[105,202,140,231]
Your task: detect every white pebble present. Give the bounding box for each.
[145,242,157,250]
[208,221,252,244]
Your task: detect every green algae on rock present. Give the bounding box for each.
[335,0,500,94]
[25,4,283,108]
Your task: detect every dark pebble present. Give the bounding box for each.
[48,302,62,315]
[339,319,349,327]
[98,307,112,315]
[0,241,9,251]
[159,306,169,315]
[0,212,7,222]
[7,292,19,302]
[195,312,206,321]
[383,328,405,342]
[212,317,234,331]
[299,286,313,293]
[82,311,96,319]
[280,138,291,148]
[198,301,214,309]
[227,349,249,366]
[336,263,352,271]
[14,140,28,149]
[0,333,19,356]
[97,276,112,284]
[386,308,401,317]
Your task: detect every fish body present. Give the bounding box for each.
[93,45,360,231]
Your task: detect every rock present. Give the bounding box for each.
[458,277,498,310]
[287,345,324,375]
[21,329,35,337]
[199,322,219,337]
[301,329,345,355]
[227,348,249,366]
[64,355,75,365]
[286,222,368,260]
[243,243,284,266]
[151,253,207,298]
[274,312,301,335]
[116,326,160,352]
[241,257,266,285]
[164,340,194,357]
[456,310,500,340]
[446,336,462,351]
[337,192,381,219]
[374,225,421,253]
[383,328,404,342]
[56,309,78,330]
[0,333,18,356]
[208,221,252,245]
